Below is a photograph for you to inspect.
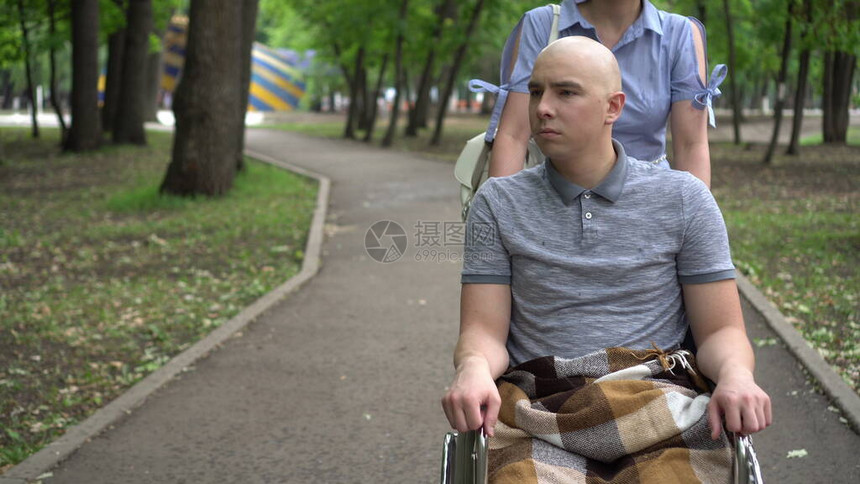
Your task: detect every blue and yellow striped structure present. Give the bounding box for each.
[160,16,188,93]
[160,16,306,111]
[248,43,307,111]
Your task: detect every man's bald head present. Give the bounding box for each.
[535,36,622,94]
[527,35,626,167]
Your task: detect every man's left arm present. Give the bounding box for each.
[684,279,773,439]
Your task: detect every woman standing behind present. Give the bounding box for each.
[487,0,724,186]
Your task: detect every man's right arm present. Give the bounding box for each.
[441,283,511,437]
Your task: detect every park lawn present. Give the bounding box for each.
[263,115,859,393]
[710,143,859,392]
[0,128,318,471]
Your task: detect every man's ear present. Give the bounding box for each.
[605,91,625,124]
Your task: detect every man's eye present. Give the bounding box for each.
[529,90,542,97]
[560,90,576,96]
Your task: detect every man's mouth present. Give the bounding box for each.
[536,127,561,137]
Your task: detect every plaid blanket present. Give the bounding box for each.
[489,347,732,483]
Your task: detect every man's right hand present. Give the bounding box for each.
[441,356,502,437]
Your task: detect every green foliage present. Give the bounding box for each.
[256,0,315,50]
[807,0,860,54]
[0,127,318,469]
[254,0,538,107]
[800,127,860,146]
[99,0,127,38]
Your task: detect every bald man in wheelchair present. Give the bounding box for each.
[441,37,771,483]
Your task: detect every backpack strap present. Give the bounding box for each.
[549,4,560,44]
[476,4,561,143]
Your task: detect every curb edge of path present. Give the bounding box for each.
[0,150,331,484]
[736,272,860,433]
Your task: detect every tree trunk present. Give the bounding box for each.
[402,68,411,120]
[382,0,410,147]
[787,0,812,155]
[160,0,243,196]
[722,0,742,145]
[102,0,125,133]
[64,0,101,152]
[405,0,456,136]
[363,54,389,143]
[330,40,352,114]
[344,45,365,139]
[405,48,437,136]
[763,7,792,165]
[114,0,153,145]
[822,51,856,144]
[357,65,370,131]
[144,48,162,122]
[235,0,259,171]
[787,49,810,154]
[431,0,486,146]
[332,41,354,90]
[47,0,68,141]
[1,70,13,110]
[17,0,39,139]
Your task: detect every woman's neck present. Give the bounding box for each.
[578,0,643,49]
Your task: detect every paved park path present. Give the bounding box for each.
[8,126,859,483]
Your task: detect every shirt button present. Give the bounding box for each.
[585,212,593,220]
[584,193,592,199]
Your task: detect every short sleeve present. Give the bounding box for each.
[676,177,736,284]
[507,7,556,94]
[669,17,706,104]
[461,181,512,285]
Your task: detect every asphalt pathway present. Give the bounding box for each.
[9,127,859,483]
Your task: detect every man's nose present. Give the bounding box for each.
[535,94,554,118]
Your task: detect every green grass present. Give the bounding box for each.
[800,126,860,146]
[0,127,318,471]
[711,143,859,391]
[726,209,859,388]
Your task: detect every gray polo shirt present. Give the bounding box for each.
[462,141,736,365]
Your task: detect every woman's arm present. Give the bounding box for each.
[670,100,711,187]
[488,92,532,178]
[670,19,711,187]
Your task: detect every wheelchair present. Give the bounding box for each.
[441,429,762,484]
[440,333,764,483]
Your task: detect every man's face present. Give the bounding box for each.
[528,51,610,161]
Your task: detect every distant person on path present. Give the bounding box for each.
[487,0,724,186]
[442,37,770,481]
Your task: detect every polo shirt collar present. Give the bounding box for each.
[545,139,629,205]
[559,0,663,37]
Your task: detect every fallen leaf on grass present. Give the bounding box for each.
[148,234,168,247]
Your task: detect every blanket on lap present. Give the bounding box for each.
[490,347,732,483]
